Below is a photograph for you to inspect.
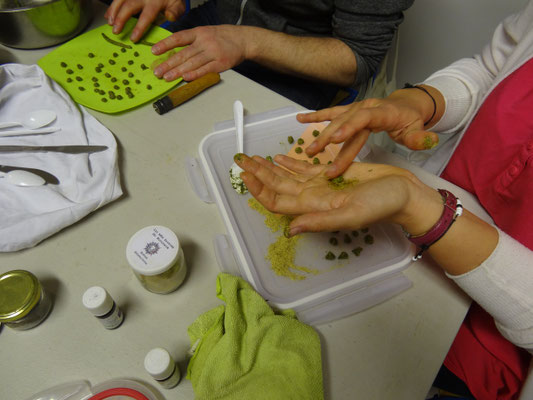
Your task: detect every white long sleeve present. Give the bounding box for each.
[446,229,533,353]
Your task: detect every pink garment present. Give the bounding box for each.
[440,58,533,399]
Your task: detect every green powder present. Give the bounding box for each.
[248,198,321,280]
[248,198,292,232]
[328,175,359,191]
[423,135,437,150]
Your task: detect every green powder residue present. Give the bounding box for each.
[248,198,321,280]
[423,135,438,150]
[248,198,292,232]
[328,175,359,191]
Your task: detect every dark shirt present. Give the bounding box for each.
[217,0,414,87]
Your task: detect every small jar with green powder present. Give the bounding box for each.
[126,226,187,294]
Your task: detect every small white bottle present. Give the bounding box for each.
[82,286,124,329]
[144,347,181,389]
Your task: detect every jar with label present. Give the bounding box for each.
[0,270,52,330]
[126,226,187,294]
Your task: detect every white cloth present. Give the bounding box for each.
[0,63,122,252]
[421,0,533,175]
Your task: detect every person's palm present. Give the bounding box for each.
[237,154,416,234]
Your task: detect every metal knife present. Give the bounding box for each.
[0,165,60,185]
[0,145,108,154]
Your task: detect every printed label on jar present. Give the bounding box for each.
[99,306,124,329]
[128,226,179,274]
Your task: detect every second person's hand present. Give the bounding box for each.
[105,0,186,42]
[296,86,443,178]
[151,25,248,82]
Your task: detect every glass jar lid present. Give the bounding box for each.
[0,270,41,322]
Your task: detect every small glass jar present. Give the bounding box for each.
[144,347,181,389]
[126,226,187,294]
[0,270,52,330]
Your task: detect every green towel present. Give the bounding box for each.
[186,273,324,400]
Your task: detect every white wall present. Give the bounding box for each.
[396,0,528,85]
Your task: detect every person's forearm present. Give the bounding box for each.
[242,26,357,87]
[397,178,499,275]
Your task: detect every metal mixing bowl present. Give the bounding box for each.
[0,0,93,49]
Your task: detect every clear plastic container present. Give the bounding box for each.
[187,107,415,325]
[126,226,187,294]
[0,269,52,330]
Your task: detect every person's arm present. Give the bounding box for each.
[447,229,533,353]
[234,153,498,275]
[151,25,357,86]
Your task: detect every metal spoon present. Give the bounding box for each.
[0,169,46,186]
[0,110,57,130]
[229,100,247,194]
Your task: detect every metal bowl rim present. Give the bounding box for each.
[0,0,67,13]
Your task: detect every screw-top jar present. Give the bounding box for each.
[144,347,181,389]
[0,270,52,330]
[82,286,124,329]
[126,226,187,294]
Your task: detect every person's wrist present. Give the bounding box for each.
[241,26,260,61]
[388,87,434,127]
[392,180,445,237]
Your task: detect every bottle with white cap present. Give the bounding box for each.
[144,347,181,389]
[82,286,124,330]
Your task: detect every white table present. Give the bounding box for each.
[0,3,485,399]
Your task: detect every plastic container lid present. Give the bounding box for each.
[0,270,41,322]
[82,286,113,316]
[144,348,175,380]
[126,226,179,276]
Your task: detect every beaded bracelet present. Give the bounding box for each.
[405,189,463,261]
[404,83,437,126]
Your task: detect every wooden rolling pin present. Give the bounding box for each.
[153,72,221,115]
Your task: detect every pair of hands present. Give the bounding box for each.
[105,0,247,82]
[234,153,439,237]
[244,92,442,234]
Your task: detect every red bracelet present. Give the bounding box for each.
[406,189,463,261]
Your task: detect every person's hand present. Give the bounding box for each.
[235,153,443,236]
[296,93,440,178]
[151,25,247,82]
[105,0,186,42]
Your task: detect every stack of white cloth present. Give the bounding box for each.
[0,63,122,252]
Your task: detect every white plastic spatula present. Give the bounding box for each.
[229,100,248,194]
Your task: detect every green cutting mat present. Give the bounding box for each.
[38,19,183,113]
